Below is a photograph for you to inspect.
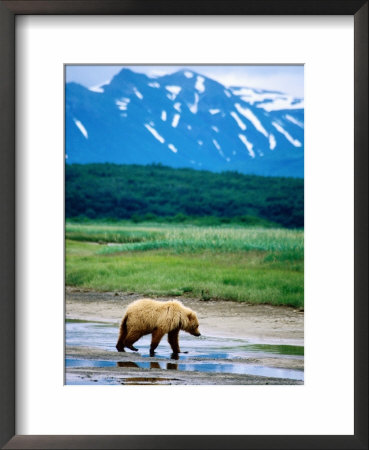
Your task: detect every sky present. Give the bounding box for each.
[66,65,304,98]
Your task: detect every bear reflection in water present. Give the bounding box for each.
[116,299,201,357]
[117,361,178,370]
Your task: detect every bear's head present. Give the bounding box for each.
[186,311,201,337]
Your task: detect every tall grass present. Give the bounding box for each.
[65,221,304,308]
[66,224,164,243]
[98,229,303,258]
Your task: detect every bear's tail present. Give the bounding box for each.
[120,314,128,336]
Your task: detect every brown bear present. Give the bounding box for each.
[116,299,201,356]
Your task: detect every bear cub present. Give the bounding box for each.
[116,298,201,356]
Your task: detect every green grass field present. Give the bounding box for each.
[66,221,304,308]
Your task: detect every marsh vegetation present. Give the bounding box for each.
[66,221,303,308]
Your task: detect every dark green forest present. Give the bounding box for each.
[66,163,304,228]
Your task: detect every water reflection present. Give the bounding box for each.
[167,363,178,370]
[117,361,140,369]
[116,361,178,370]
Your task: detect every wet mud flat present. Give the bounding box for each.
[65,319,304,385]
[65,289,304,385]
[67,363,302,385]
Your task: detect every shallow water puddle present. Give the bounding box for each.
[66,320,304,383]
[66,357,303,381]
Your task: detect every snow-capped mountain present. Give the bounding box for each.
[66,68,304,177]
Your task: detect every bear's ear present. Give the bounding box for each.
[188,312,194,320]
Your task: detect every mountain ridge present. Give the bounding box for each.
[65,68,304,177]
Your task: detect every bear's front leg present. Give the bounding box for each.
[168,328,181,354]
[150,329,165,356]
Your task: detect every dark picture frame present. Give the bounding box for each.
[0,1,367,449]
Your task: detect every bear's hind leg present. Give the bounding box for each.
[124,330,142,352]
[150,329,165,356]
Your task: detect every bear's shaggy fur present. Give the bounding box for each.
[116,299,201,356]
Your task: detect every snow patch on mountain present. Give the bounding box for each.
[89,80,111,93]
[258,98,304,112]
[148,82,160,88]
[232,87,281,105]
[230,111,247,131]
[172,114,180,128]
[213,139,225,158]
[285,114,304,128]
[238,134,255,158]
[145,123,165,143]
[195,76,205,93]
[74,119,88,139]
[189,92,199,114]
[184,71,194,78]
[133,88,143,99]
[212,139,220,150]
[269,134,276,150]
[168,143,178,153]
[231,86,304,112]
[209,109,220,115]
[116,98,130,111]
[235,103,268,137]
[161,110,167,121]
[272,122,301,147]
[89,85,104,93]
[166,86,182,100]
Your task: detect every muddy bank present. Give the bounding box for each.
[67,366,302,385]
[65,288,304,385]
